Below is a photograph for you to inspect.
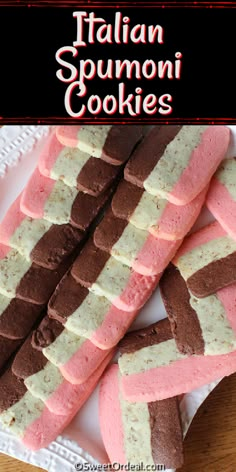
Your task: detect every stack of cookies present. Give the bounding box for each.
[0,125,143,449]
[0,124,234,470]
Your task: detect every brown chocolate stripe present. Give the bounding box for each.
[0,298,43,340]
[0,368,27,413]
[0,336,22,371]
[32,316,64,352]
[71,239,110,288]
[94,208,128,253]
[160,264,204,355]
[48,272,89,324]
[70,185,113,230]
[77,157,120,196]
[16,250,75,305]
[149,397,184,469]
[102,125,145,165]
[12,336,48,380]
[187,251,236,298]
[112,180,144,221]
[124,126,182,187]
[119,319,172,355]
[31,223,85,270]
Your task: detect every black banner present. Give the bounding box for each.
[0,1,235,123]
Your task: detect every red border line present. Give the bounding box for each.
[0,1,235,6]
[1,118,236,125]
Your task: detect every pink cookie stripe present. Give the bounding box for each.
[59,338,111,384]
[99,365,126,464]
[56,126,81,148]
[168,126,230,205]
[113,272,160,312]
[38,131,64,177]
[21,404,73,450]
[0,194,26,246]
[173,221,227,262]
[0,243,11,260]
[90,307,138,350]
[46,351,114,415]
[133,234,182,276]
[217,283,236,334]
[121,350,236,403]
[206,178,236,240]
[22,352,114,451]
[154,187,207,240]
[21,168,56,219]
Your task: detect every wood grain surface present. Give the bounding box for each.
[1,373,236,472]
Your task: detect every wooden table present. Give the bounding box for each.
[1,373,236,472]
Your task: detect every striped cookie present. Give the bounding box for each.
[38,131,121,196]
[56,125,144,165]
[112,180,207,240]
[71,240,160,312]
[99,364,183,469]
[160,264,236,356]
[20,168,112,229]
[125,125,230,204]
[118,319,236,402]
[0,368,80,450]
[0,243,73,304]
[0,295,43,339]
[0,194,85,269]
[32,316,111,384]
[172,221,236,297]
[206,158,236,240]
[12,336,114,416]
[94,208,182,275]
[48,272,138,350]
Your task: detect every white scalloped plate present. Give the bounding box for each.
[0,125,236,472]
